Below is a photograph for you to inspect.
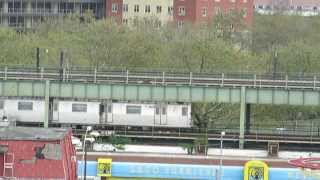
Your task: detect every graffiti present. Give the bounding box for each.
[128,165,215,177]
[244,160,269,180]
[97,158,112,177]
[249,167,263,180]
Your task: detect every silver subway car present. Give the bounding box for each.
[0,99,192,128]
[0,99,45,123]
[102,103,192,128]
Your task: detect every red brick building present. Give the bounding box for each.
[0,127,77,180]
[105,0,254,26]
[106,0,123,23]
[173,0,253,26]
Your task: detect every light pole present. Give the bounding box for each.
[82,126,92,180]
[219,131,225,180]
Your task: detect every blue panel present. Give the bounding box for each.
[78,161,98,177]
[78,161,316,180]
[111,162,217,180]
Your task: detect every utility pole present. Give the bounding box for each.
[272,49,278,79]
[36,47,40,70]
[219,131,225,180]
[59,51,64,81]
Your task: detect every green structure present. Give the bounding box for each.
[2,67,320,148]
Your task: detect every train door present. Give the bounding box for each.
[105,103,113,123]
[52,100,59,123]
[155,105,160,125]
[0,100,4,120]
[181,106,188,125]
[155,105,167,125]
[99,104,105,124]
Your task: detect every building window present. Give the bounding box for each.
[230,24,234,31]
[134,5,139,12]
[297,6,302,11]
[112,3,118,13]
[155,107,160,115]
[242,8,247,17]
[314,6,318,11]
[0,101,3,110]
[202,7,208,17]
[155,20,162,28]
[258,5,263,9]
[145,5,150,13]
[214,7,221,15]
[123,4,128,12]
[72,103,87,112]
[182,107,188,116]
[168,6,173,15]
[122,18,128,24]
[126,105,141,114]
[18,102,33,111]
[178,20,184,28]
[265,5,271,10]
[178,6,186,16]
[157,6,162,13]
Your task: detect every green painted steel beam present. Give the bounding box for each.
[0,80,320,106]
[1,79,320,136]
[44,80,50,128]
[239,86,246,149]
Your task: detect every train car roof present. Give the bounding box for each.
[0,126,69,141]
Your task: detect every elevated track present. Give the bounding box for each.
[3,66,320,148]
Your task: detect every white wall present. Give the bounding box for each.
[122,0,173,25]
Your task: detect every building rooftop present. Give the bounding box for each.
[0,127,69,141]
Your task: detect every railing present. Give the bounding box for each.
[72,125,320,143]
[0,8,76,15]
[0,66,320,90]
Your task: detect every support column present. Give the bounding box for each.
[3,1,8,26]
[239,86,246,149]
[3,1,8,13]
[52,2,58,14]
[245,104,251,135]
[25,1,32,28]
[44,80,50,128]
[26,1,31,13]
[75,3,80,14]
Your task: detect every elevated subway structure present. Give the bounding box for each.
[1,66,320,148]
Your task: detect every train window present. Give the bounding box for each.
[155,107,160,115]
[162,107,166,115]
[53,103,58,111]
[0,101,3,109]
[72,104,87,112]
[18,102,33,111]
[126,105,141,114]
[182,107,188,116]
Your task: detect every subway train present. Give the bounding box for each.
[0,98,192,128]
